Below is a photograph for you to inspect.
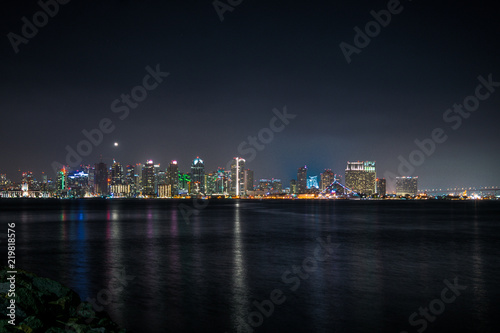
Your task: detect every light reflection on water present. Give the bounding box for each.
[2,199,499,333]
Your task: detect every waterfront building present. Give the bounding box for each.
[396,176,418,196]
[297,166,308,194]
[345,161,376,195]
[230,157,245,196]
[376,178,387,196]
[191,157,205,194]
[142,160,156,196]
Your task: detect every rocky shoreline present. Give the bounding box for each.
[0,267,127,332]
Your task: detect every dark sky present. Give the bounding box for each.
[1,0,499,191]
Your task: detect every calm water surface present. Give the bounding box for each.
[1,199,499,332]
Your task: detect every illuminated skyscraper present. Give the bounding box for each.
[167,160,179,196]
[142,160,156,196]
[191,157,205,194]
[307,176,319,189]
[94,162,109,196]
[297,166,308,194]
[345,161,376,195]
[376,178,387,196]
[244,169,254,192]
[396,176,418,196]
[230,157,245,196]
[320,169,335,191]
[111,161,123,185]
[290,179,297,194]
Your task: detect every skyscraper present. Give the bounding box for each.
[396,176,418,196]
[320,169,335,191]
[142,160,156,196]
[94,162,109,196]
[230,157,245,196]
[244,169,254,192]
[376,178,387,196]
[167,160,179,196]
[307,176,319,189]
[297,166,308,194]
[345,161,376,195]
[290,179,297,194]
[191,157,205,194]
[111,161,123,185]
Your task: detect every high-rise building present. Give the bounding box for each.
[290,179,297,194]
[57,168,68,192]
[345,161,376,195]
[244,169,254,192]
[142,160,156,196]
[271,179,282,193]
[320,169,335,191]
[230,157,245,196]
[167,160,179,196]
[191,157,205,194]
[376,178,387,196]
[204,173,217,195]
[178,172,191,194]
[307,176,319,189]
[258,179,272,192]
[94,162,109,196]
[134,163,143,193]
[297,166,308,194]
[396,176,418,196]
[111,161,123,185]
[214,168,229,194]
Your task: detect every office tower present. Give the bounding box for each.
[204,173,217,195]
[272,179,282,193]
[94,162,109,196]
[111,161,123,185]
[396,176,418,196]
[57,168,68,192]
[142,160,156,196]
[244,169,254,192]
[134,163,143,193]
[307,176,319,189]
[167,161,179,196]
[191,157,205,194]
[376,178,387,196]
[258,179,272,192]
[178,173,191,194]
[320,169,335,191]
[214,168,229,194]
[297,166,308,194]
[345,161,376,195]
[157,170,166,185]
[290,179,297,194]
[230,157,245,196]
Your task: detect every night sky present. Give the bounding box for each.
[1,0,499,191]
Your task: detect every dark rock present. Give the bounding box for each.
[0,266,129,333]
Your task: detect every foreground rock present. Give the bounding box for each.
[0,267,127,332]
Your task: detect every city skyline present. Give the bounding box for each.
[1,1,499,192]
